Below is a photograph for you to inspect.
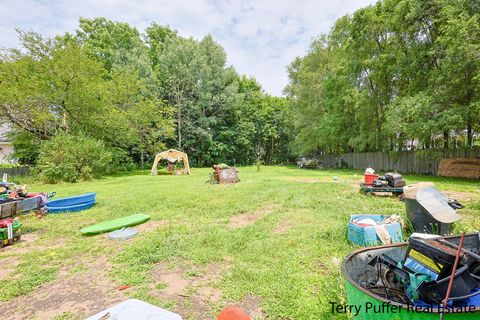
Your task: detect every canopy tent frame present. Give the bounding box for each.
[150,149,191,175]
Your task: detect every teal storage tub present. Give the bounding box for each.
[348,214,403,246]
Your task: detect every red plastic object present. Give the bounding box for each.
[26,192,44,197]
[442,232,465,318]
[117,285,131,291]
[0,218,14,228]
[217,306,251,320]
[364,173,379,185]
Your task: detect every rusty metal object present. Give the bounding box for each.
[441,233,465,320]
[212,165,240,184]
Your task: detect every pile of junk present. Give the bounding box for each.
[351,179,464,245]
[343,233,480,318]
[360,168,406,196]
[0,175,57,248]
[0,179,51,248]
[364,168,407,188]
[344,175,479,318]
[296,157,322,169]
[0,180,53,214]
[210,164,240,184]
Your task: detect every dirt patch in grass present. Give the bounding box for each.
[293,178,323,183]
[273,219,294,234]
[443,191,478,202]
[0,256,124,320]
[197,285,223,304]
[190,262,226,304]
[135,219,169,233]
[0,232,39,254]
[239,295,263,319]
[151,264,190,296]
[228,205,277,229]
[283,176,346,184]
[1,233,67,255]
[0,256,20,280]
[150,260,229,319]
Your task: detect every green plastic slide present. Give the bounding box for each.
[81,213,150,235]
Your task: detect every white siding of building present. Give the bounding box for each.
[0,123,14,163]
[0,142,14,163]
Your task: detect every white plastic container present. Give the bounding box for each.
[85,299,182,320]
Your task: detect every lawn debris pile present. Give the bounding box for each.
[360,168,406,197]
[363,168,406,188]
[366,233,480,307]
[0,180,50,219]
[0,176,52,247]
[210,164,240,184]
[296,157,321,169]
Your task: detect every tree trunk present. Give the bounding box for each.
[140,149,144,169]
[63,112,69,132]
[467,123,473,147]
[177,108,182,150]
[175,89,182,150]
[443,131,449,150]
[270,136,274,164]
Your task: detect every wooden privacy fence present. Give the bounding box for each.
[318,148,480,175]
[0,166,30,181]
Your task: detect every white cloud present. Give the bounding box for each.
[0,0,376,95]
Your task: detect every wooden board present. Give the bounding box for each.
[0,201,17,219]
[0,197,41,219]
[16,197,41,213]
[438,158,480,179]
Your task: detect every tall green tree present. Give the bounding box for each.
[1,18,293,170]
[286,0,480,154]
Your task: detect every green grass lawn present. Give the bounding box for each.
[0,166,479,320]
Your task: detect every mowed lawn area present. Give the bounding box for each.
[0,167,479,320]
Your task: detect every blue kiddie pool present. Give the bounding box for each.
[46,192,96,213]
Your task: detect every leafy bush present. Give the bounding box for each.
[11,131,41,164]
[0,164,23,169]
[106,147,136,173]
[37,133,112,183]
[416,149,444,161]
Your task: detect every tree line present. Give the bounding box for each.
[2,0,478,181]
[0,18,293,180]
[286,0,480,155]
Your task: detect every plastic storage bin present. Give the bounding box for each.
[364,173,379,185]
[348,214,403,246]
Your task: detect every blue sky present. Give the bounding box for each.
[0,0,375,95]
